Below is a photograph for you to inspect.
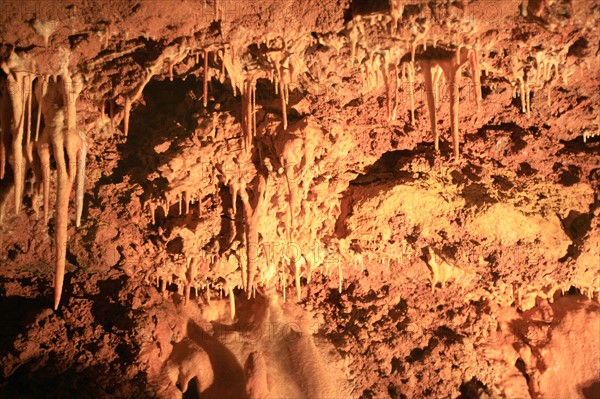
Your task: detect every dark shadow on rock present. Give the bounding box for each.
[0,295,46,357]
[580,379,600,399]
[187,320,248,399]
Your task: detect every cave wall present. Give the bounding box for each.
[0,1,599,398]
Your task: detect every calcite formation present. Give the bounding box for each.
[0,1,599,398]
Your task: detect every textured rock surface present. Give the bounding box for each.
[0,1,599,398]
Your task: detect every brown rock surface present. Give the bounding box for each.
[0,1,599,398]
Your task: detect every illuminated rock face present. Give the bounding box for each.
[0,1,599,398]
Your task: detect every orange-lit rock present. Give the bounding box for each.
[0,1,599,397]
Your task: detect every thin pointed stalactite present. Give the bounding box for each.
[75,129,87,227]
[6,71,30,214]
[53,71,83,310]
[403,62,415,124]
[279,79,287,130]
[422,60,438,151]
[24,75,33,154]
[36,79,53,224]
[338,262,343,294]
[123,98,132,136]
[0,82,10,180]
[35,75,46,142]
[184,256,195,305]
[468,49,482,111]
[121,47,183,137]
[50,106,70,310]
[294,256,301,302]
[229,287,235,320]
[203,49,209,108]
[449,66,461,162]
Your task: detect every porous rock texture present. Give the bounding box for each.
[0,1,599,398]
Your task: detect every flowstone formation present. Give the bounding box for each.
[0,1,599,398]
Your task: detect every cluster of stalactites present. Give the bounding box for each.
[358,42,482,162]
[151,238,351,319]
[582,117,599,143]
[104,42,231,138]
[147,189,206,225]
[510,50,567,118]
[513,281,600,311]
[347,9,483,162]
[0,51,87,309]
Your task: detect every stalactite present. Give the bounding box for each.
[468,49,482,111]
[3,68,30,213]
[448,65,461,161]
[161,277,167,298]
[417,47,472,161]
[295,257,301,302]
[25,75,33,152]
[404,62,416,124]
[219,50,225,80]
[389,0,404,35]
[252,81,257,137]
[185,256,196,305]
[422,60,438,151]
[49,102,70,310]
[53,69,84,310]
[35,75,46,142]
[229,287,235,320]
[123,98,132,136]
[279,76,287,130]
[36,91,52,224]
[240,174,267,299]
[184,191,190,214]
[75,129,87,227]
[0,82,9,180]
[338,262,343,294]
[282,259,287,303]
[203,49,209,108]
[123,45,189,136]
